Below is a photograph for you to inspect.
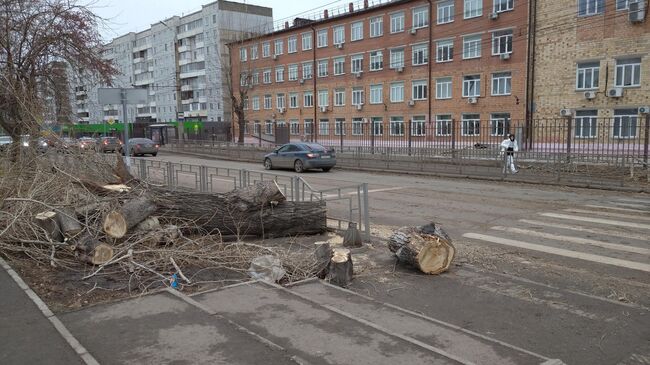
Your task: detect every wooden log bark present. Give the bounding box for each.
[328,248,353,287]
[75,235,114,265]
[388,223,455,275]
[103,197,157,238]
[56,208,82,239]
[34,211,63,242]
[227,180,286,211]
[314,241,332,279]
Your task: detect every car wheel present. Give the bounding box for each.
[264,158,273,170]
[152,153,157,157]
[322,167,332,172]
[294,159,304,173]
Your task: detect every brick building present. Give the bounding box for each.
[230,0,530,147]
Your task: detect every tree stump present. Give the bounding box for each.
[34,211,63,242]
[388,222,455,275]
[75,235,114,265]
[103,197,157,238]
[328,248,353,287]
[56,207,82,239]
[343,222,362,248]
[314,241,332,279]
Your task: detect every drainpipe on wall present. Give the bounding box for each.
[525,0,537,149]
[426,0,433,142]
[312,26,317,143]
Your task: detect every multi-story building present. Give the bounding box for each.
[231,0,530,145]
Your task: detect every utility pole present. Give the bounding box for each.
[121,88,131,166]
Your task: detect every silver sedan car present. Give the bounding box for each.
[120,138,159,157]
[263,143,336,173]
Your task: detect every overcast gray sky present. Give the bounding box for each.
[93,0,348,41]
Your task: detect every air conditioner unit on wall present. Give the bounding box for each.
[354,72,362,79]
[408,100,415,106]
[467,97,478,104]
[584,91,597,100]
[489,12,499,20]
[500,53,511,60]
[320,106,328,113]
[396,67,404,73]
[278,107,285,114]
[356,104,363,111]
[560,108,573,117]
[272,54,278,60]
[608,87,624,98]
[336,43,344,49]
[639,106,650,114]
[410,28,417,35]
[629,0,647,23]
[299,79,305,84]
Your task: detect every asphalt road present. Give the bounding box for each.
[148,151,650,364]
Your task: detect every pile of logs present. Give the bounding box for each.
[388,222,455,275]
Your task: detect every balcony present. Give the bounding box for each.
[178,45,191,53]
[133,77,154,86]
[132,57,145,64]
[198,96,207,103]
[183,110,207,118]
[179,69,206,79]
[195,41,205,49]
[181,98,194,105]
[177,26,203,40]
[132,42,151,53]
[181,84,193,92]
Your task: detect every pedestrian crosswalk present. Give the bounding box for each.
[463,197,650,273]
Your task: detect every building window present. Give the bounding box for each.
[319,119,330,135]
[317,60,328,77]
[616,0,630,10]
[333,25,345,45]
[494,0,514,13]
[491,72,511,95]
[351,54,364,73]
[412,44,429,66]
[240,48,247,61]
[372,117,384,136]
[287,64,298,81]
[252,72,259,85]
[262,42,270,58]
[276,94,286,109]
[252,96,260,110]
[390,11,405,33]
[437,0,455,24]
[352,118,364,135]
[351,21,363,41]
[436,77,452,99]
[578,0,604,16]
[318,89,328,107]
[275,67,284,82]
[390,48,405,68]
[370,84,383,104]
[390,116,405,136]
[265,121,273,135]
[303,91,313,107]
[412,80,428,100]
[334,57,345,75]
[250,45,258,60]
[370,16,383,37]
[436,39,454,62]
[288,36,297,53]
[615,58,641,87]
[317,29,328,48]
[263,69,272,84]
[290,120,300,135]
[302,33,312,50]
[390,82,405,102]
[463,34,481,59]
[335,118,346,135]
[411,116,426,136]
[614,109,638,138]
[352,87,364,105]
[335,88,345,106]
[240,72,248,87]
[465,0,483,18]
[575,110,597,138]
[576,62,600,90]
[301,62,313,80]
[274,39,283,55]
[462,114,480,136]
[463,75,481,97]
[263,94,272,109]
[492,30,513,55]
[413,6,429,28]
[436,115,452,136]
[304,119,314,135]
[370,51,383,71]
[289,93,299,108]
[490,113,510,136]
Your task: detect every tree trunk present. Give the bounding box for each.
[103,197,157,238]
[328,248,353,287]
[56,207,82,239]
[388,223,455,275]
[34,211,63,242]
[227,180,286,211]
[75,235,114,265]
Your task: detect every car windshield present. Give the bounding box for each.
[0,136,11,142]
[302,143,327,152]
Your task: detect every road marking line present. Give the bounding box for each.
[519,219,650,242]
[612,202,650,209]
[491,226,650,255]
[463,233,650,273]
[540,213,650,230]
[322,186,404,199]
[583,204,649,214]
[616,197,650,204]
[564,209,650,221]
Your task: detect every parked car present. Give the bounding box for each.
[0,135,11,151]
[78,137,97,152]
[58,137,79,153]
[96,137,122,153]
[120,138,159,157]
[263,143,336,173]
[36,137,49,153]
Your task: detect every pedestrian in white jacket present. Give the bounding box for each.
[500,134,519,173]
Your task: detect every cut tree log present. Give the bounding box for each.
[388,222,455,275]
[314,241,332,279]
[75,235,114,265]
[227,180,286,211]
[328,248,353,287]
[56,207,82,239]
[34,211,63,242]
[103,196,157,239]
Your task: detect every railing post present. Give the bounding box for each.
[340,123,344,151]
[165,161,174,188]
[408,119,413,156]
[362,183,370,241]
[566,116,573,164]
[370,120,375,155]
[644,114,649,164]
[139,159,147,180]
[451,118,457,159]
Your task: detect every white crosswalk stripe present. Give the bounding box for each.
[519,219,650,242]
[583,204,649,214]
[611,202,650,209]
[563,209,650,221]
[539,213,650,230]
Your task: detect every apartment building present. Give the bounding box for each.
[231,0,530,144]
[70,0,272,128]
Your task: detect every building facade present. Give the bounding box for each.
[231,0,530,146]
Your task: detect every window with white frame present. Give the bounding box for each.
[351,21,363,41]
[412,80,428,100]
[616,0,630,10]
[390,82,405,103]
[463,75,481,97]
[289,93,299,108]
[303,91,313,107]
[370,51,383,71]
[243,96,249,110]
[494,0,514,13]
[318,89,328,107]
[390,116,405,136]
[262,42,270,57]
[288,64,298,81]
[463,34,481,59]
[263,69,271,84]
[576,62,600,90]
[370,84,383,104]
[335,88,345,106]
[492,72,511,95]
[413,6,429,28]
[352,87,364,105]
[462,114,480,136]
[464,0,483,18]
[317,60,328,77]
[252,71,260,85]
[251,45,258,60]
[615,58,641,87]
[333,26,345,45]
[490,113,510,136]
[302,62,313,79]
[275,67,284,82]
[437,39,454,62]
[390,48,405,68]
[240,72,248,87]
[317,29,328,48]
[614,109,638,138]
[437,1,455,24]
[263,94,272,109]
[412,115,426,136]
[578,0,603,16]
[352,117,364,135]
[492,30,513,55]
[372,117,384,136]
[240,48,247,61]
[370,16,383,37]
[390,11,405,33]
[265,121,273,135]
[351,54,364,73]
[412,44,429,65]
[276,93,285,109]
[290,120,300,135]
[335,118,346,135]
[436,115,452,136]
[274,39,283,55]
[334,57,345,75]
[319,119,329,135]
[574,110,597,138]
[304,119,314,135]
[253,121,261,135]
[436,77,452,99]
[302,33,312,50]
[252,96,260,110]
[288,36,297,53]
